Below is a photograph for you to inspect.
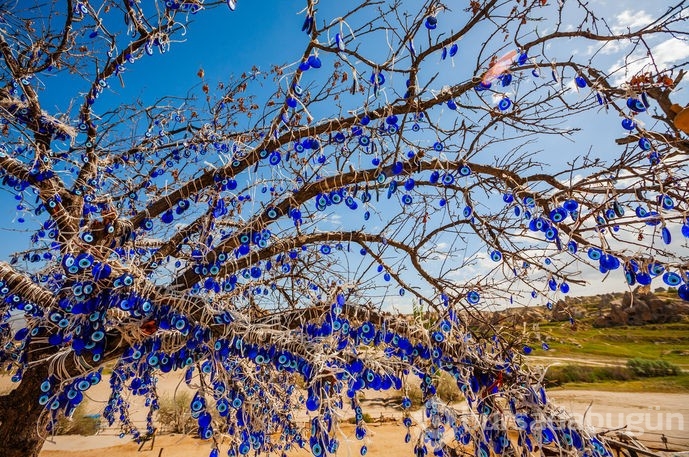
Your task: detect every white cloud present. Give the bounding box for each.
[613,10,654,33]
[328,214,343,226]
[608,38,689,84]
[652,38,689,67]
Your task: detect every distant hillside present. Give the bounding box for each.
[486,287,689,328]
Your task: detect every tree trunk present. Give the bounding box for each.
[0,362,50,457]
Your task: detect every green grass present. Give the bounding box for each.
[534,322,689,367]
[549,373,689,393]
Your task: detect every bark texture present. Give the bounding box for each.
[0,363,50,457]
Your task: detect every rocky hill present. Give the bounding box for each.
[484,287,689,328]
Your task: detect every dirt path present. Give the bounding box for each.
[526,355,627,367]
[548,390,689,450]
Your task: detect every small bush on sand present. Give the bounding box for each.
[157,392,196,434]
[545,365,634,385]
[627,358,681,377]
[56,402,100,435]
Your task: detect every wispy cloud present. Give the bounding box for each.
[612,10,654,33]
[608,38,689,84]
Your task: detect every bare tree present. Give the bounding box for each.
[0,1,687,456]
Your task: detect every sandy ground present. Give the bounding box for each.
[38,423,419,457]
[2,372,687,456]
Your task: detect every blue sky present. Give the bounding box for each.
[1,0,687,307]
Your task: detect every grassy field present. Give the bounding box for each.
[523,297,689,391]
[534,321,689,367]
[549,373,689,392]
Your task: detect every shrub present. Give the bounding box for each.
[627,358,681,377]
[436,372,463,403]
[347,413,373,424]
[157,392,196,434]
[544,364,634,386]
[56,402,100,435]
[402,372,462,408]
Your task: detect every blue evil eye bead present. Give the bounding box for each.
[663,272,682,286]
[497,97,511,111]
[574,76,587,88]
[358,135,370,147]
[635,206,648,218]
[441,47,448,60]
[661,227,671,245]
[302,14,313,33]
[466,290,480,304]
[638,137,652,151]
[490,250,502,262]
[433,141,443,152]
[442,174,454,185]
[621,118,636,131]
[360,445,368,456]
[648,263,665,276]
[636,272,652,285]
[345,196,358,210]
[320,245,331,255]
[522,196,535,208]
[503,193,514,203]
[626,97,646,113]
[523,346,533,354]
[77,253,94,268]
[40,379,51,392]
[531,68,540,78]
[305,393,320,411]
[76,379,91,391]
[401,195,413,205]
[563,199,578,212]
[679,284,689,301]
[518,52,528,65]
[463,206,472,218]
[448,43,458,57]
[269,152,281,165]
[549,207,567,223]
[81,232,94,243]
[429,171,440,184]
[447,99,457,110]
[161,210,174,224]
[458,164,471,176]
[403,178,415,191]
[424,16,437,30]
[475,81,491,91]
[682,222,689,238]
[500,73,512,86]
[62,253,76,270]
[567,240,577,254]
[587,247,602,260]
[266,207,279,219]
[660,195,674,210]
[307,55,322,69]
[370,71,385,86]
[335,33,345,52]
[625,268,637,285]
[391,161,404,175]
